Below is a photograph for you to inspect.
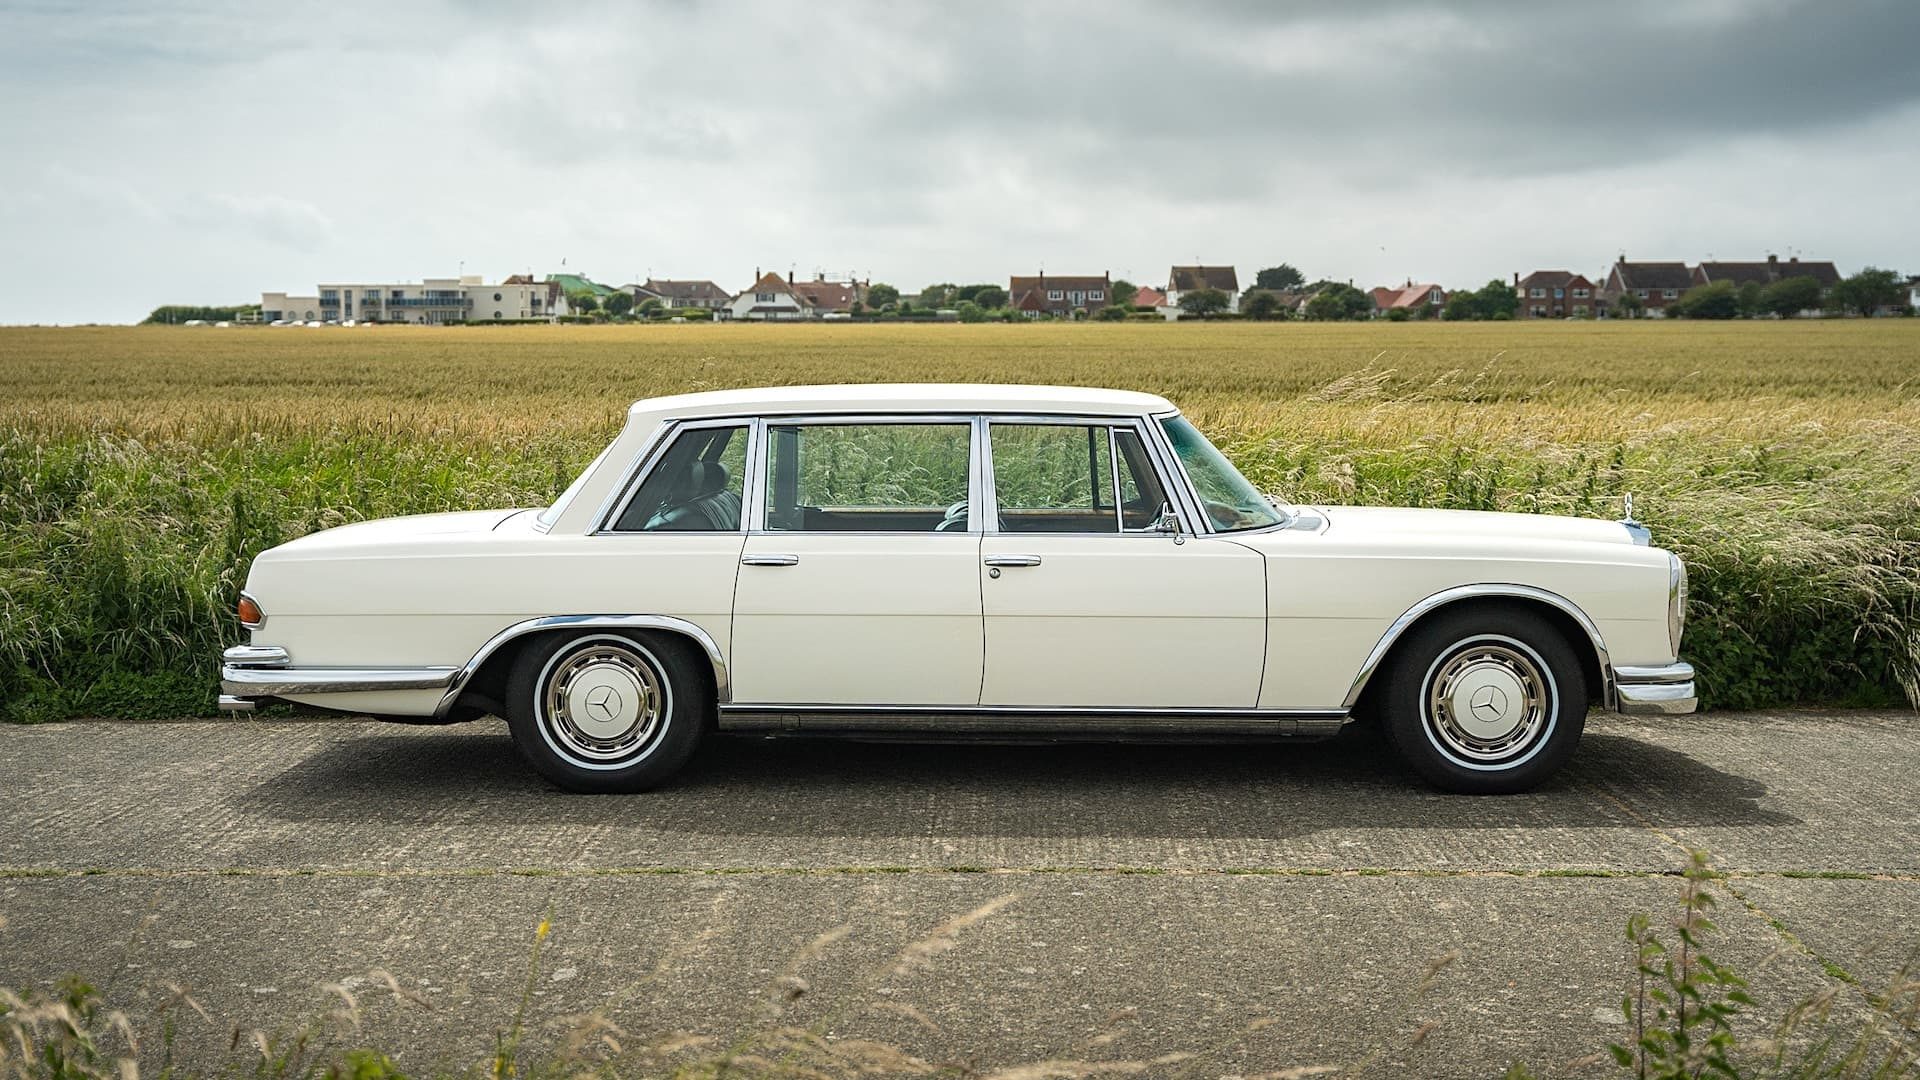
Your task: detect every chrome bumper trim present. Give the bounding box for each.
[220,643,458,708]
[1612,662,1697,715]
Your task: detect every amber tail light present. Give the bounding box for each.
[237,593,265,629]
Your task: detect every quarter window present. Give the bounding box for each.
[990,423,1169,533]
[764,423,971,533]
[611,424,748,531]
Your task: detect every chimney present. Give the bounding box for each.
[1789,256,1799,264]
[1513,272,1520,286]
[787,270,794,284]
[755,267,761,281]
[1769,254,1779,269]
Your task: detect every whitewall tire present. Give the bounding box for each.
[506,632,706,793]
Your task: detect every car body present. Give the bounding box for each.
[221,383,1694,793]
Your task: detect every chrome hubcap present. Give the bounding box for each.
[541,644,664,762]
[1425,641,1550,763]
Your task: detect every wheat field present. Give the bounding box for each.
[1,320,1916,718]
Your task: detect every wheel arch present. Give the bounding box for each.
[1343,585,1610,711]
[436,615,729,719]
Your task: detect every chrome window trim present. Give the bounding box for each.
[753,414,983,536]
[1341,583,1614,710]
[592,417,753,535]
[1144,410,1211,534]
[980,414,1196,537]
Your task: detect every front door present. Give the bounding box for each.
[729,419,984,705]
[978,420,1267,708]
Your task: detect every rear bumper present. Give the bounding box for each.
[1612,662,1697,715]
[218,645,457,712]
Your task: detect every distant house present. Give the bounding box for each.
[1514,271,1599,318]
[788,274,867,316]
[1240,288,1317,317]
[1691,255,1842,291]
[1369,281,1446,316]
[728,270,807,320]
[1600,258,1693,317]
[1009,272,1111,317]
[626,279,734,311]
[1133,285,1168,308]
[1165,266,1240,313]
[1908,276,1920,312]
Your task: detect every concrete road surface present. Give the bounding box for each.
[1,711,1915,1076]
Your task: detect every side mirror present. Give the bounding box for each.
[1152,504,1181,534]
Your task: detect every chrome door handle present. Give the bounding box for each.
[741,554,800,566]
[983,555,1042,568]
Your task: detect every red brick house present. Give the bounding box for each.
[1513,271,1599,318]
[1600,258,1694,317]
[1009,272,1111,317]
[1369,281,1446,315]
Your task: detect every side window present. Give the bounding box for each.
[990,423,1169,533]
[611,424,747,531]
[764,423,971,532]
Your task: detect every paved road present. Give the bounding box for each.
[2,712,1915,1076]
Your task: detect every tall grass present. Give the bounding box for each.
[1,322,1915,719]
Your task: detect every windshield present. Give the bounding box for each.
[1158,415,1285,532]
[537,442,614,527]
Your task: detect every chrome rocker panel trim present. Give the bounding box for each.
[718,703,1348,739]
[1612,662,1697,715]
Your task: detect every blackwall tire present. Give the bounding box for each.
[505,632,706,793]
[1380,607,1587,794]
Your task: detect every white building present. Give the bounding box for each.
[1165,266,1241,314]
[728,270,807,320]
[261,276,553,324]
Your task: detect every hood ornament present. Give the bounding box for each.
[1620,493,1651,545]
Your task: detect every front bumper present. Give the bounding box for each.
[218,645,457,712]
[1612,662,1697,715]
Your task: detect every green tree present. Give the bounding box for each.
[1304,284,1370,321]
[1828,267,1903,317]
[1614,291,1644,318]
[1107,279,1136,309]
[1735,280,1765,318]
[637,298,665,317]
[1441,293,1479,321]
[955,300,987,323]
[1472,279,1518,320]
[919,283,957,308]
[867,283,900,310]
[1760,275,1823,318]
[567,290,600,315]
[1671,281,1740,319]
[972,285,1008,309]
[1253,264,1305,291]
[1095,303,1129,321]
[1242,290,1287,321]
[602,291,635,317]
[1177,287,1230,317]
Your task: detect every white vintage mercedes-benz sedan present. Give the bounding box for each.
[221,384,1694,794]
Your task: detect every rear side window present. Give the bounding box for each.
[611,425,748,531]
[764,422,971,532]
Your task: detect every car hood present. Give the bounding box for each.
[1315,505,1639,547]
[264,509,527,557]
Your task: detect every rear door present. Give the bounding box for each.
[729,417,985,705]
[977,418,1267,708]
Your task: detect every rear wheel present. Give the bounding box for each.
[1379,607,1587,794]
[505,632,706,793]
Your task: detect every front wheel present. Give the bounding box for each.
[1379,608,1587,794]
[505,632,707,793]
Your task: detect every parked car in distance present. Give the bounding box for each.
[221,384,1694,794]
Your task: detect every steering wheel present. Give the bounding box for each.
[935,499,969,532]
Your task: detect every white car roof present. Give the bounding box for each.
[626,383,1177,421]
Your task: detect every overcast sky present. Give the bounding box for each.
[2,0,1916,323]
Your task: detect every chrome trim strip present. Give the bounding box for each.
[1142,411,1211,536]
[1341,584,1614,710]
[223,644,290,668]
[434,614,732,717]
[593,417,751,535]
[1614,662,1694,685]
[1613,663,1697,715]
[718,703,1348,737]
[222,666,459,696]
[741,553,800,566]
[584,420,679,534]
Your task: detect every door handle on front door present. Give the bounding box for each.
[740,554,800,566]
[983,555,1042,568]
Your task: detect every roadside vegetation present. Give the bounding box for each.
[3,853,1915,1077]
[1,320,1916,721]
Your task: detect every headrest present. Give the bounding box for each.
[675,461,730,498]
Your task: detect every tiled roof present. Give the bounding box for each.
[1371,283,1444,310]
[1009,274,1109,294]
[645,279,732,301]
[1133,286,1168,307]
[1611,262,1694,290]
[1695,260,1841,287]
[790,279,860,312]
[1169,266,1239,292]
